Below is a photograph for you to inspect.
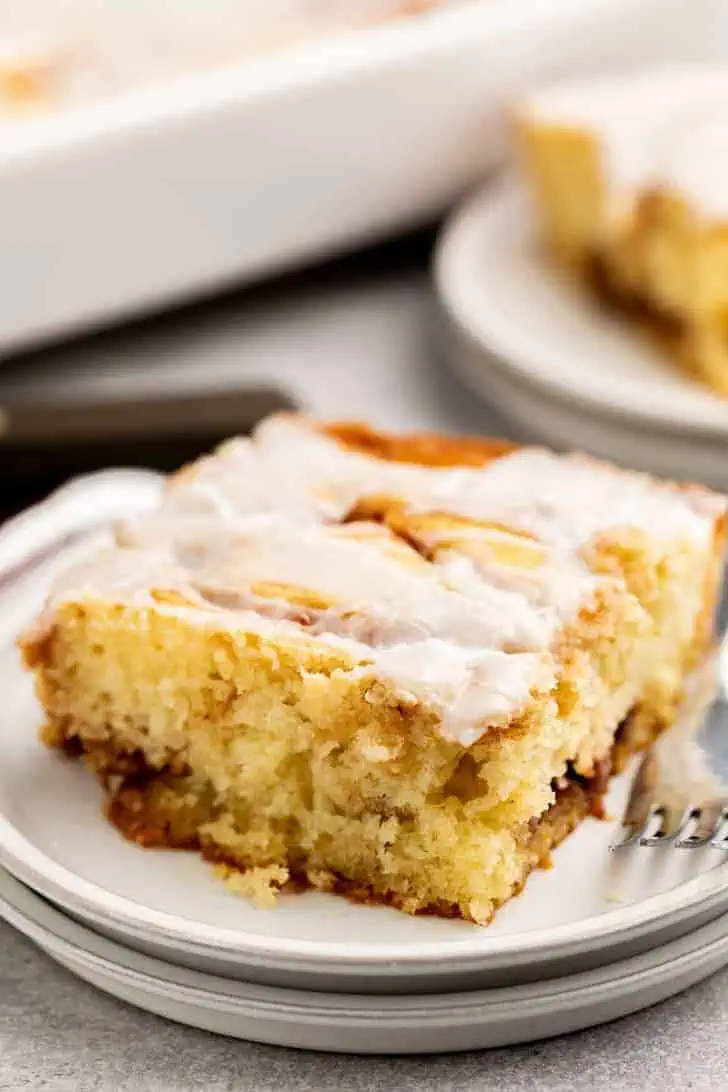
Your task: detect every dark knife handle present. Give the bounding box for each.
[0,385,298,515]
[0,386,297,446]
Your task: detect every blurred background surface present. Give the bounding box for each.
[4,0,728,510]
[2,226,503,513]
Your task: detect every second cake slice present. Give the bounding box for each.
[515,67,728,394]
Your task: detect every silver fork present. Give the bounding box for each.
[611,642,728,850]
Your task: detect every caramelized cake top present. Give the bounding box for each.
[35,415,725,747]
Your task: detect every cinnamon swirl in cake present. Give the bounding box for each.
[515,67,728,395]
[21,416,726,922]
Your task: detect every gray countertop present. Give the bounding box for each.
[2,238,728,1090]
[3,917,728,1092]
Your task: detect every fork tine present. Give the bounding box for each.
[709,807,728,849]
[674,803,722,848]
[654,806,701,845]
[639,805,690,846]
[620,751,658,830]
[615,803,728,850]
[610,823,647,850]
[610,806,662,850]
[611,644,728,851]
[670,807,707,847]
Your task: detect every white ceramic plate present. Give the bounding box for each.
[0,0,677,354]
[435,179,728,442]
[442,313,728,488]
[1,472,728,993]
[3,866,728,1054]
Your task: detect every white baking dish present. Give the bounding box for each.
[0,0,676,354]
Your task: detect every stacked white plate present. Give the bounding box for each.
[435,179,728,491]
[1,473,728,1053]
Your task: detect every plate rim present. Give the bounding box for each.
[2,813,728,971]
[442,313,728,491]
[434,177,728,439]
[3,864,728,1018]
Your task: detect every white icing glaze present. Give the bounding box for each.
[521,67,728,219]
[38,544,548,745]
[175,415,722,542]
[40,415,724,747]
[433,548,597,620]
[352,642,552,748]
[190,514,552,652]
[426,447,719,550]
